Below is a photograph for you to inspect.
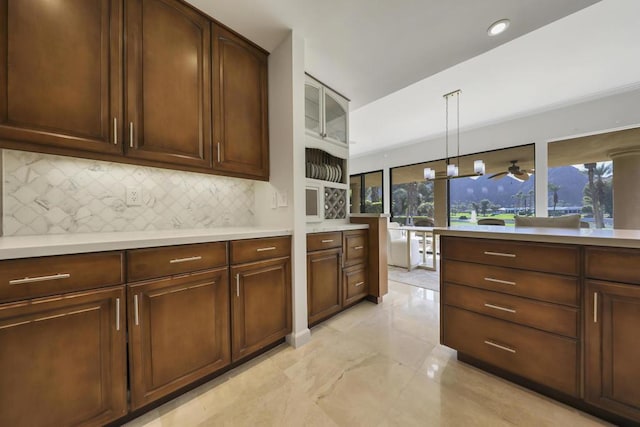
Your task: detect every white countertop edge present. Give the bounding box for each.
[349,213,390,218]
[434,226,640,249]
[306,223,369,233]
[0,227,293,260]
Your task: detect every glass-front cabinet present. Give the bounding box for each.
[305,74,349,147]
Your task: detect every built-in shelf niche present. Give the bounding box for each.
[305,148,346,184]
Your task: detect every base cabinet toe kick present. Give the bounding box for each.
[440,236,640,425]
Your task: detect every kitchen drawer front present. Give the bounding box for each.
[307,232,342,252]
[443,306,578,397]
[0,252,124,303]
[343,230,368,267]
[585,246,640,284]
[127,242,228,282]
[230,236,291,265]
[343,264,368,306]
[444,283,578,338]
[442,237,579,276]
[442,260,579,306]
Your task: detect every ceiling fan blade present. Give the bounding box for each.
[488,171,508,179]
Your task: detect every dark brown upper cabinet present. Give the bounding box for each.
[125,0,212,169]
[213,25,269,180]
[0,0,123,155]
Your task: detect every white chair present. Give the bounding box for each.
[387,222,421,268]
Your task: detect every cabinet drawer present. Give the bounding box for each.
[343,264,368,306]
[585,246,640,284]
[127,242,227,282]
[442,237,579,276]
[442,260,579,306]
[0,252,124,303]
[343,230,368,267]
[443,306,578,396]
[307,232,342,251]
[444,283,578,338]
[230,236,291,264]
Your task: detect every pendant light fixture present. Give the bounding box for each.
[424,89,485,181]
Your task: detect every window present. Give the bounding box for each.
[390,160,445,226]
[349,170,383,214]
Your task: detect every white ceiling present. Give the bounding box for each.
[186,0,640,158]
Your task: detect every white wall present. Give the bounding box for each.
[350,88,640,215]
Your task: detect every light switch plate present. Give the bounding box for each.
[277,191,288,207]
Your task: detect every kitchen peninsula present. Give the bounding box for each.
[436,225,640,425]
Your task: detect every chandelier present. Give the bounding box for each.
[424,90,485,180]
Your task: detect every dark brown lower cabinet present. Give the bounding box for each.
[128,268,230,410]
[231,257,291,361]
[0,286,127,427]
[307,247,342,324]
[585,280,640,422]
[342,263,369,307]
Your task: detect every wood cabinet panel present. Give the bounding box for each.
[307,248,342,325]
[343,263,368,307]
[125,0,212,168]
[444,283,578,338]
[307,232,342,251]
[442,237,579,275]
[343,229,368,267]
[585,280,640,421]
[213,25,269,180]
[0,286,127,426]
[0,0,123,154]
[442,259,579,307]
[230,236,291,265]
[231,257,291,361]
[128,268,230,409]
[0,251,124,303]
[127,242,228,282]
[585,246,640,284]
[443,306,578,397]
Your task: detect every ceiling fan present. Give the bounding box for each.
[488,160,534,181]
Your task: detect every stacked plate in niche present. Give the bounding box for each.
[305,162,342,183]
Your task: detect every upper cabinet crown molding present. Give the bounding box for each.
[0,0,269,181]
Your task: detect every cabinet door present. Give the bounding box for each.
[304,78,323,138]
[0,0,123,154]
[213,25,269,180]
[343,263,368,307]
[128,268,230,410]
[323,87,348,146]
[0,286,127,427]
[343,229,368,267]
[585,280,640,422]
[231,257,291,361]
[125,0,212,168]
[307,248,342,324]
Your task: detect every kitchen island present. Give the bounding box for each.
[436,226,640,425]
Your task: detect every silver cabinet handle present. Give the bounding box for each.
[236,274,240,297]
[593,292,598,323]
[484,340,516,353]
[129,122,134,148]
[113,118,118,145]
[256,247,276,252]
[217,142,221,163]
[355,281,365,287]
[354,246,364,250]
[169,256,202,264]
[321,239,334,243]
[134,294,140,326]
[484,277,516,286]
[9,273,70,285]
[484,251,516,258]
[484,303,516,314]
[116,298,120,331]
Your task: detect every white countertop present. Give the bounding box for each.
[306,223,368,233]
[0,227,292,260]
[434,225,640,248]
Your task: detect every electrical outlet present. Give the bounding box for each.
[126,187,143,206]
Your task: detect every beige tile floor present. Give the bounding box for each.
[125,281,610,427]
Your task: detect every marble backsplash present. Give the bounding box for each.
[2,150,255,236]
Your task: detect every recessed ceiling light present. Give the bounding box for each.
[488,19,510,36]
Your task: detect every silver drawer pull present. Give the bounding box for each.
[593,292,598,323]
[116,298,120,331]
[483,251,516,258]
[9,273,71,285]
[169,256,202,264]
[354,246,364,250]
[484,303,516,314]
[129,122,134,148]
[484,340,516,353]
[134,295,140,326]
[113,118,118,145]
[484,277,516,286]
[321,239,334,243]
[236,274,240,297]
[256,246,276,252]
[355,281,365,287]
